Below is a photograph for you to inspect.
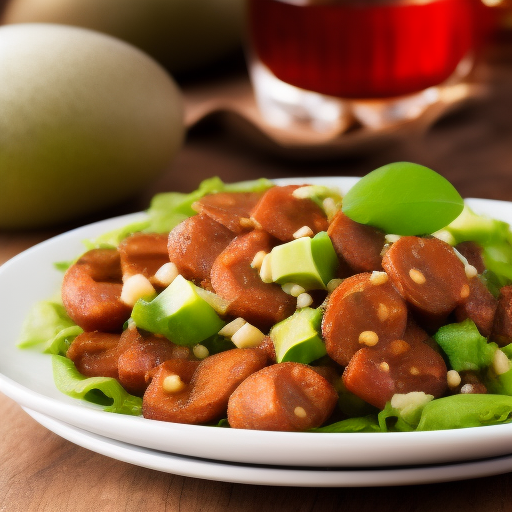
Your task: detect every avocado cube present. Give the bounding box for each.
[131,275,225,346]
[270,307,327,364]
[270,231,338,290]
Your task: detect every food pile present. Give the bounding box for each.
[20,164,512,432]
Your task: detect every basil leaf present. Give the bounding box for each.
[342,162,464,235]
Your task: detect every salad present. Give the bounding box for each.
[19,162,512,433]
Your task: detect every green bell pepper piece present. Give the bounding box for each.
[433,319,497,372]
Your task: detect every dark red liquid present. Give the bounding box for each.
[249,0,489,99]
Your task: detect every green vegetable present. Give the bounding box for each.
[292,185,343,211]
[81,177,274,248]
[379,392,434,432]
[83,219,151,250]
[18,301,77,349]
[131,275,225,346]
[342,162,464,235]
[200,334,236,356]
[146,177,273,233]
[378,393,512,431]
[337,380,378,418]
[43,326,83,356]
[52,355,142,415]
[53,260,75,272]
[444,205,512,288]
[270,307,327,364]
[485,342,512,396]
[487,367,512,396]
[311,415,381,433]
[433,319,497,372]
[269,232,338,290]
[416,394,512,431]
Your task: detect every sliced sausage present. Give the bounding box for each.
[118,328,193,396]
[455,371,488,395]
[455,276,497,338]
[227,362,338,431]
[382,236,469,320]
[455,241,486,274]
[192,192,263,234]
[210,230,296,331]
[167,214,235,287]
[342,321,448,409]
[143,348,267,424]
[250,185,328,242]
[322,272,408,366]
[256,335,277,364]
[491,285,512,347]
[327,211,385,274]
[66,331,123,379]
[118,233,170,283]
[62,249,131,332]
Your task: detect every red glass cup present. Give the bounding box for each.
[247,0,489,132]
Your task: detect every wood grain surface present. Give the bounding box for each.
[2,38,512,512]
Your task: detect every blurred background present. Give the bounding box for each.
[0,0,512,232]
[1,2,512,509]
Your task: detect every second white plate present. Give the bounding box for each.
[24,407,512,487]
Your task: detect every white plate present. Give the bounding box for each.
[23,407,512,487]
[1,177,512,468]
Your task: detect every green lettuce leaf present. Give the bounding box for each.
[52,355,142,416]
[43,326,83,356]
[18,301,77,349]
[145,177,273,233]
[378,392,434,432]
[312,415,381,433]
[83,219,151,250]
[416,394,512,431]
[444,204,512,288]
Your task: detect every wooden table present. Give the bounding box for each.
[2,43,512,512]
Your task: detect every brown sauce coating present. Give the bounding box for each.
[192,192,263,234]
[455,276,497,338]
[227,362,338,431]
[382,236,469,319]
[118,328,194,396]
[143,348,267,424]
[250,185,328,242]
[210,230,296,332]
[167,214,235,286]
[118,233,170,283]
[449,371,488,395]
[455,241,486,274]
[67,331,123,379]
[322,273,408,366]
[62,249,131,332]
[256,336,277,364]
[342,321,448,409]
[327,211,385,274]
[491,285,512,346]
